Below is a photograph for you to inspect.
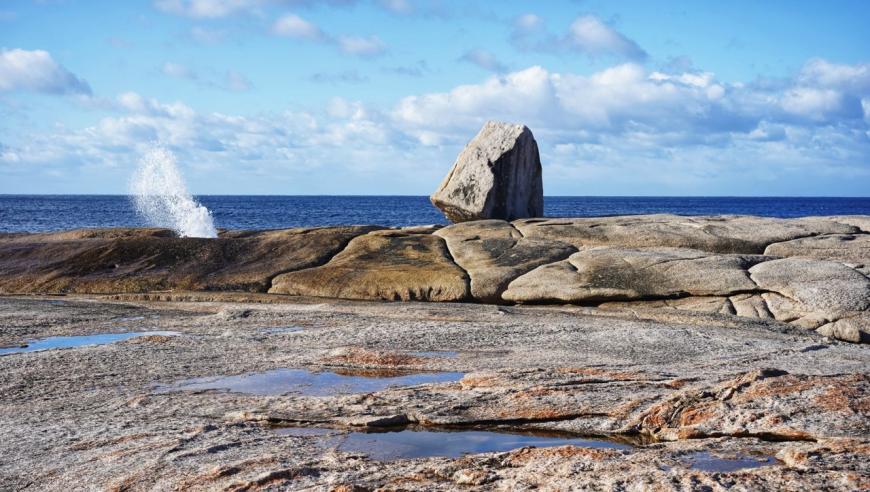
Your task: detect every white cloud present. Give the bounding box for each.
[389,59,870,192]
[0,48,91,95]
[512,14,647,61]
[566,15,647,60]
[798,58,870,91]
[337,35,386,57]
[271,13,325,41]
[459,49,508,73]
[3,58,869,195]
[270,14,386,57]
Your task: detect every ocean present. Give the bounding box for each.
[1,195,869,233]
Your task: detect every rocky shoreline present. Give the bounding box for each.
[1,214,868,343]
[0,213,868,490]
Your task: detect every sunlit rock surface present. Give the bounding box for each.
[0,214,868,343]
[430,121,544,223]
[0,296,867,490]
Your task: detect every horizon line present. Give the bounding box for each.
[1,194,870,199]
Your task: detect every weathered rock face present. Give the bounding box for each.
[765,234,870,275]
[3,296,868,491]
[514,214,857,254]
[268,230,469,301]
[430,121,543,223]
[0,226,380,293]
[434,220,576,302]
[2,214,869,343]
[503,247,769,304]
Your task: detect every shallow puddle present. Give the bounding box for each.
[684,451,778,472]
[0,331,181,356]
[155,368,464,396]
[276,427,632,460]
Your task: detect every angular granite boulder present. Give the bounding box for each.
[269,230,469,301]
[431,121,543,223]
[434,220,576,302]
[503,247,769,304]
[513,215,857,254]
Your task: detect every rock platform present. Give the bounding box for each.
[2,214,868,342]
[1,215,868,490]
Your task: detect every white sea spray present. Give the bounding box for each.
[129,146,217,238]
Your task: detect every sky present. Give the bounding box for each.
[0,0,869,196]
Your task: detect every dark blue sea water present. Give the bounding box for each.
[1,195,868,233]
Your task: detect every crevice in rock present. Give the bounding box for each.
[507,222,526,239]
[681,431,818,443]
[433,234,472,301]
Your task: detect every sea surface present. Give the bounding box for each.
[1,195,869,233]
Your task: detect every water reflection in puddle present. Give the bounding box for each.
[275,427,632,460]
[156,369,464,396]
[684,452,778,472]
[0,331,181,356]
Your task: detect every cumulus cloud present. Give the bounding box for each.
[4,58,869,195]
[511,13,647,61]
[459,49,508,73]
[0,48,91,95]
[566,15,647,60]
[389,59,869,192]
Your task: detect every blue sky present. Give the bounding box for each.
[1,0,868,195]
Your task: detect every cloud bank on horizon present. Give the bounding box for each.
[0,0,868,195]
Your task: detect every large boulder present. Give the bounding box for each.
[430,121,543,223]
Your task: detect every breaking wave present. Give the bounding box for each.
[129,146,217,238]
